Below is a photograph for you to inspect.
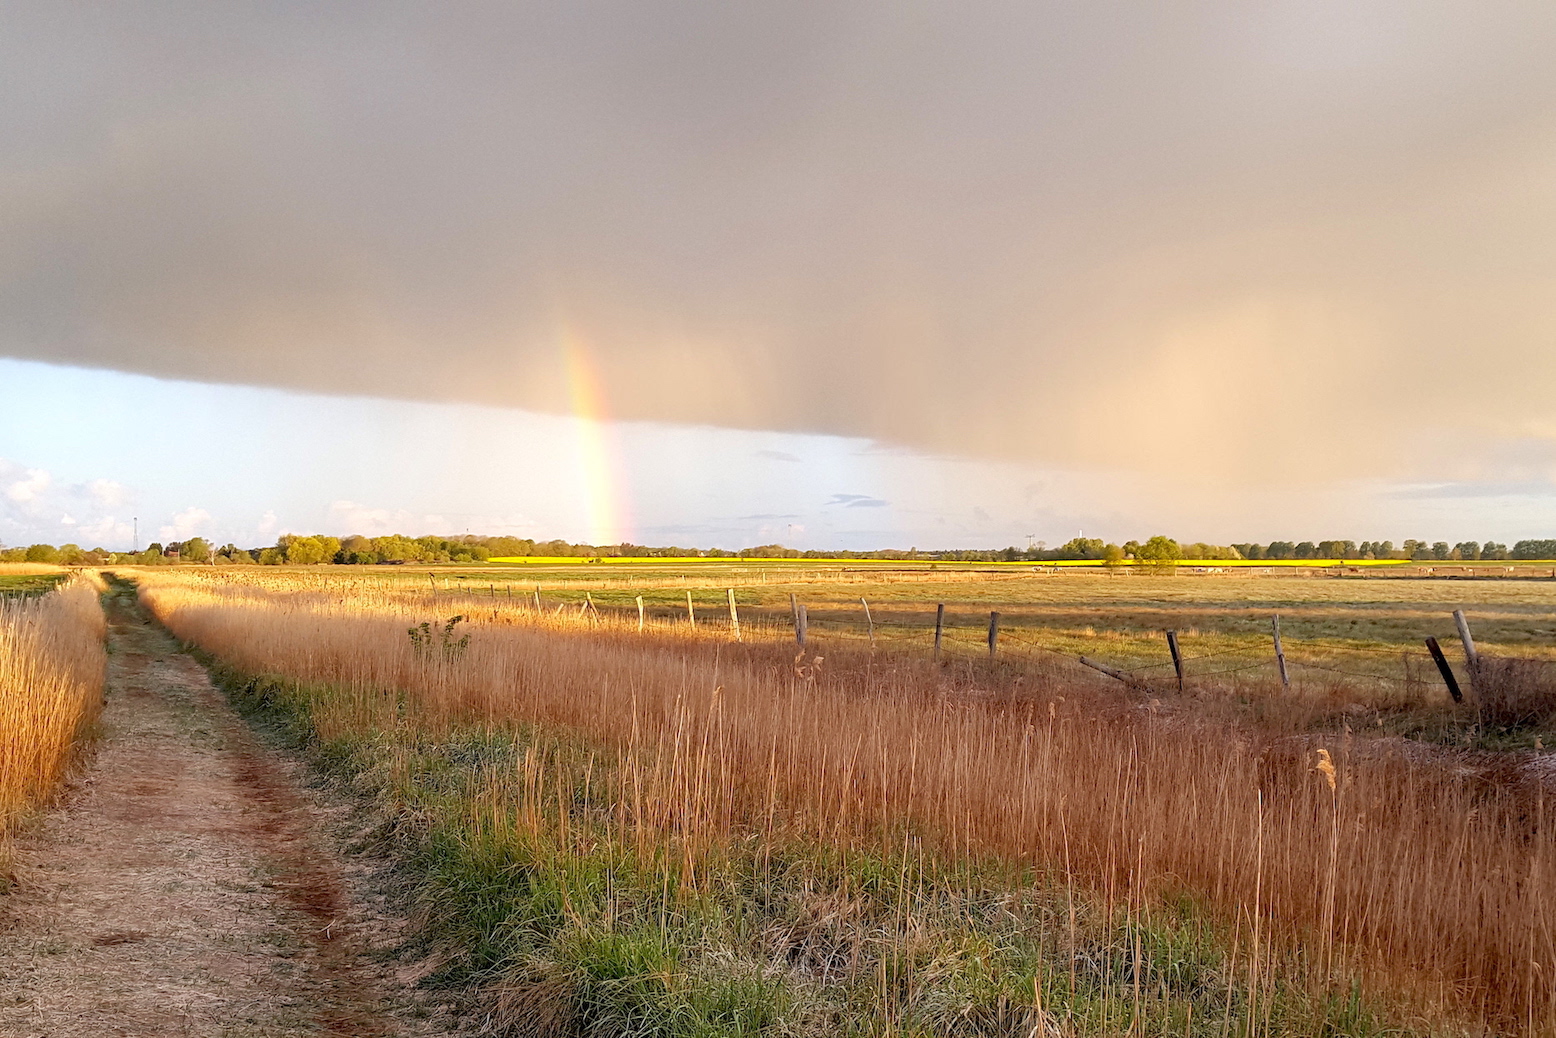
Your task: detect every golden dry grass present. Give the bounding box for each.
[134,569,1556,1034]
[0,562,67,576]
[0,573,107,841]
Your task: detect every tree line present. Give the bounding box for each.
[6,534,1556,566]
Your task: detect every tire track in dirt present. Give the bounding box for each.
[0,589,437,1037]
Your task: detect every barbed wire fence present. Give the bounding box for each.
[414,578,1556,706]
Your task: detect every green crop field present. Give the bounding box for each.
[0,573,67,598]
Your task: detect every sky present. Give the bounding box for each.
[3,2,1556,550]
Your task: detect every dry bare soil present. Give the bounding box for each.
[0,593,443,1037]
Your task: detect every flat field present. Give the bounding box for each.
[109,563,1556,1035]
[269,560,1556,743]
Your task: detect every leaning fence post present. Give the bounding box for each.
[789,593,799,627]
[1166,630,1184,692]
[636,595,645,632]
[1272,614,1290,689]
[1424,637,1463,703]
[860,597,875,647]
[1453,609,1479,679]
[534,585,542,612]
[796,604,808,647]
[933,603,945,661]
[686,591,696,629]
[727,588,741,641]
[987,611,1001,659]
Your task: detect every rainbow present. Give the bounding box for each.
[562,331,631,546]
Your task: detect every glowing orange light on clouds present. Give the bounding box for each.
[561,329,631,545]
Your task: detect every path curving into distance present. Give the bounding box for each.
[0,588,443,1037]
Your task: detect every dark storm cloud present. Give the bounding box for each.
[4,1,1556,487]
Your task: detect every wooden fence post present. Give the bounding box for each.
[933,603,945,661]
[1166,630,1184,692]
[987,611,1001,659]
[1453,609,1479,677]
[686,591,696,629]
[796,604,808,647]
[1079,656,1152,692]
[534,586,542,612]
[727,588,741,641]
[860,597,875,648]
[1424,637,1463,703]
[789,593,799,627]
[1272,614,1290,689]
[636,595,645,632]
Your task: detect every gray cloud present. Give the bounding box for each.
[3,2,1556,493]
[828,494,888,508]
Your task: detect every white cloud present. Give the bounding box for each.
[86,479,130,508]
[77,515,133,544]
[5,466,50,505]
[0,457,142,549]
[327,500,420,537]
[159,506,212,541]
[256,510,279,536]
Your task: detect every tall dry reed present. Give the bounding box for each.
[135,571,1555,1034]
[0,573,107,838]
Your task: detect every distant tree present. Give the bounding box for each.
[1136,536,1182,565]
[341,535,373,555]
[1294,541,1316,559]
[146,542,164,556]
[1511,539,1556,560]
[1377,540,1395,559]
[283,536,330,565]
[1234,543,1264,560]
[1266,541,1294,560]
[1101,543,1126,566]
[182,537,212,563]
[1050,537,1107,560]
[25,543,60,563]
[1431,541,1451,561]
[1482,542,1508,560]
[1121,540,1142,559]
[258,547,284,565]
[1452,541,1480,561]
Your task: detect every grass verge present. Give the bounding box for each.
[210,663,1445,1038]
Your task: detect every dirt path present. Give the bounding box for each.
[0,592,443,1037]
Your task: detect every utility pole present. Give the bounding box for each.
[133,517,138,553]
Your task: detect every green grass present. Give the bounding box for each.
[215,667,1454,1038]
[0,574,66,598]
